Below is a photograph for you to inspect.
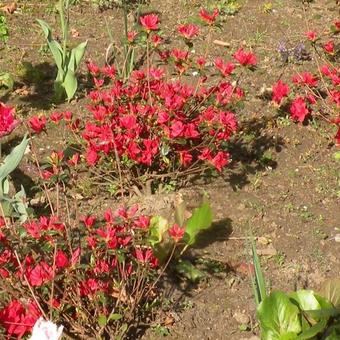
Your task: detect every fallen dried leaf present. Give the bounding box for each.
[234,262,255,277]
[1,2,17,14]
[213,39,231,47]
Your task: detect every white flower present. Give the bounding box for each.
[29,317,64,340]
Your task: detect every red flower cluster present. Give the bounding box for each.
[233,47,257,66]
[0,300,41,338]
[140,14,159,32]
[78,63,240,174]
[0,102,19,138]
[0,205,158,338]
[272,80,290,104]
[199,8,219,25]
[178,24,199,39]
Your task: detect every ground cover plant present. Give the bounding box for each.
[0,0,339,339]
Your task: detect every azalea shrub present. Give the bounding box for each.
[26,9,257,194]
[0,207,160,338]
[271,19,340,144]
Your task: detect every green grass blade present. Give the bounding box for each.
[252,239,267,305]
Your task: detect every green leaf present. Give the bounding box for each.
[304,308,340,320]
[257,291,302,340]
[68,41,87,73]
[0,72,14,90]
[98,314,107,327]
[332,152,340,161]
[0,135,28,182]
[319,278,340,308]
[289,290,321,312]
[63,69,77,100]
[175,260,205,282]
[36,19,64,71]
[184,201,213,246]
[108,313,123,321]
[251,239,267,305]
[295,319,327,340]
[148,216,169,246]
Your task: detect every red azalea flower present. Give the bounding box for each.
[81,215,96,228]
[86,60,100,76]
[335,127,340,145]
[290,97,309,122]
[211,151,229,171]
[127,30,138,43]
[134,215,150,229]
[135,248,158,268]
[55,250,69,268]
[215,58,235,77]
[305,30,317,42]
[26,261,54,287]
[199,8,219,25]
[151,34,162,47]
[28,115,46,134]
[330,90,340,107]
[0,103,19,137]
[196,56,206,68]
[320,64,332,77]
[168,224,185,242]
[292,72,318,87]
[67,153,80,166]
[323,40,335,54]
[86,147,98,166]
[79,278,100,296]
[102,65,116,79]
[177,24,199,39]
[333,21,340,31]
[233,47,257,66]
[171,48,188,61]
[140,14,159,31]
[179,150,193,167]
[0,300,41,338]
[272,80,290,104]
[50,111,63,124]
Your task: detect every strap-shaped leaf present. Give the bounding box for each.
[184,201,213,246]
[68,41,87,73]
[0,135,28,182]
[63,69,77,100]
[36,19,64,71]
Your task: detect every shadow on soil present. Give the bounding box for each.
[225,115,285,190]
[160,217,233,308]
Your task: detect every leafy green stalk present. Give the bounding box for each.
[251,239,267,306]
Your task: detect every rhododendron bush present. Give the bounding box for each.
[0,208,160,338]
[271,19,340,144]
[31,9,257,194]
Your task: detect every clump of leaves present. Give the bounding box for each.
[209,0,241,17]
[251,240,340,339]
[0,13,9,42]
[0,72,14,92]
[16,62,46,84]
[37,0,87,101]
[0,135,30,222]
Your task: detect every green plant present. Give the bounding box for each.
[209,0,241,17]
[0,13,9,42]
[148,199,213,280]
[251,239,340,339]
[0,135,30,222]
[37,0,87,101]
[0,72,14,92]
